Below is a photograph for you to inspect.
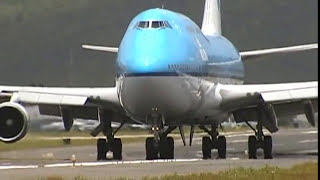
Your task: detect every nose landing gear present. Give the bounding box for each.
[145,111,175,160]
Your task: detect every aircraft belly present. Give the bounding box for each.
[119,76,202,122]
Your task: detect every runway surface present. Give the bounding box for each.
[0,127,317,179]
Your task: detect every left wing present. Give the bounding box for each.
[240,43,318,60]
[217,81,318,132]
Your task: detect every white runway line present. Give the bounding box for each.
[0,165,38,170]
[229,140,247,143]
[298,139,318,143]
[301,131,318,134]
[0,157,244,170]
[0,159,203,170]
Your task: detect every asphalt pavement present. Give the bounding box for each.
[0,127,317,179]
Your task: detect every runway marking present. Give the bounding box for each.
[301,131,318,134]
[229,140,247,143]
[0,165,38,170]
[0,157,243,170]
[0,159,202,170]
[298,139,318,143]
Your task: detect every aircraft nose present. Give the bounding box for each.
[117,30,192,74]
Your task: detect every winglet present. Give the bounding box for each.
[82,44,119,53]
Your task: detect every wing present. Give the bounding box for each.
[217,81,318,132]
[0,86,120,108]
[240,43,318,60]
[0,85,143,142]
[82,44,119,53]
[0,85,126,122]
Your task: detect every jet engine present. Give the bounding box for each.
[0,102,29,143]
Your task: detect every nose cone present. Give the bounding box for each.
[117,29,196,75]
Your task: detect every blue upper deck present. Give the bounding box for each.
[116,8,244,79]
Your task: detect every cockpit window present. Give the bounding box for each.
[137,21,149,28]
[135,21,172,29]
[152,21,161,28]
[164,21,172,28]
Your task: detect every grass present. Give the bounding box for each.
[144,162,318,180]
[33,162,318,180]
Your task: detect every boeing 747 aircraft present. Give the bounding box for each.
[0,0,318,160]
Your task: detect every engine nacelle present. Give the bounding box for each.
[0,102,29,143]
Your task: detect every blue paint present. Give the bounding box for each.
[116,8,244,81]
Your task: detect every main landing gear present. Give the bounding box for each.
[200,124,226,159]
[91,109,124,161]
[246,121,272,159]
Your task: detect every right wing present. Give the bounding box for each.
[0,85,130,142]
[82,44,119,53]
[0,85,128,123]
[217,81,318,132]
[239,43,318,60]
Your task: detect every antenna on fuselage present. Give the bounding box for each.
[161,0,165,9]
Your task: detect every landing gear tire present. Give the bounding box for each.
[112,138,122,160]
[146,137,158,160]
[167,137,174,159]
[202,136,212,159]
[263,135,272,159]
[248,136,257,159]
[159,137,174,159]
[97,138,107,160]
[217,136,226,159]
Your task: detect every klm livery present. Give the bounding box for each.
[0,0,318,161]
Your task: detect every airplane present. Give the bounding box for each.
[0,0,318,161]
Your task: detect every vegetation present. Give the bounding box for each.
[142,162,318,180]
[33,162,317,180]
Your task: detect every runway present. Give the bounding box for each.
[0,127,317,179]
